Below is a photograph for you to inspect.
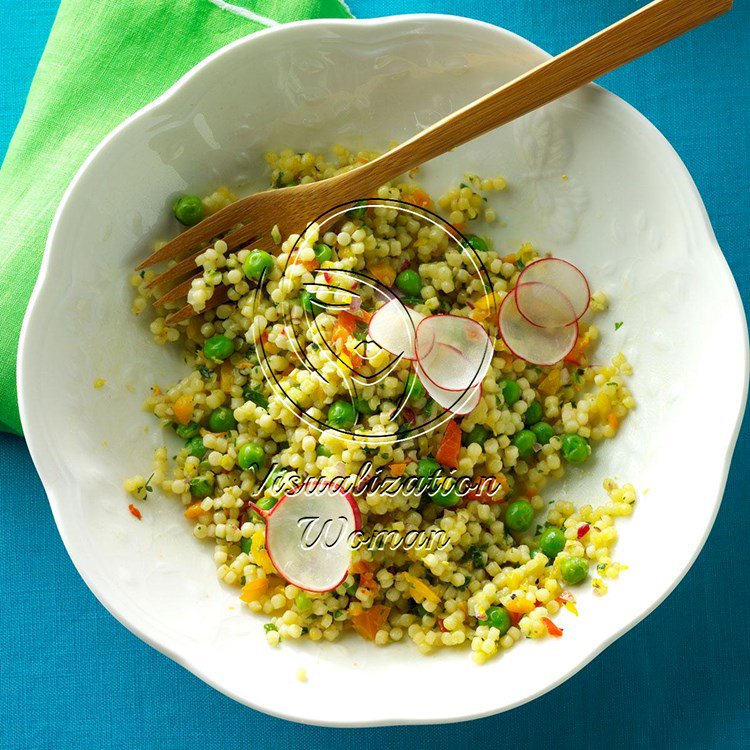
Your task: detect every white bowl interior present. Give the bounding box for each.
[18,16,748,726]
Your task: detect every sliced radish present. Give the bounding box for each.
[514,281,576,329]
[516,258,590,326]
[415,315,493,392]
[368,299,425,360]
[415,363,482,416]
[498,290,578,366]
[262,483,361,593]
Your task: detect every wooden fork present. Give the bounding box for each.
[138,0,731,325]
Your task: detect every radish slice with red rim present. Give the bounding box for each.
[516,258,590,326]
[415,363,482,415]
[368,299,424,361]
[263,483,361,593]
[498,290,578,366]
[415,315,492,392]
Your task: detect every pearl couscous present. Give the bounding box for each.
[127,147,636,663]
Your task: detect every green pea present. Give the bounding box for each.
[560,556,589,585]
[416,457,440,477]
[238,442,264,471]
[313,243,333,263]
[174,421,200,439]
[243,386,269,410]
[500,379,521,406]
[531,422,555,445]
[466,234,489,253]
[256,496,278,511]
[430,482,460,508]
[189,476,213,499]
[353,397,372,415]
[173,195,204,226]
[295,593,312,612]
[243,249,274,281]
[240,538,252,554]
[300,289,322,316]
[395,270,422,297]
[524,401,543,426]
[203,334,235,362]
[539,526,566,557]
[561,434,590,464]
[184,435,206,459]
[405,373,426,401]
[512,429,536,458]
[463,425,490,447]
[328,400,356,430]
[316,445,333,457]
[505,500,534,532]
[485,606,511,635]
[208,407,236,433]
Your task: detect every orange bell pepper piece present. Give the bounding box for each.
[220,361,233,392]
[504,596,535,615]
[408,188,431,209]
[351,604,391,641]
[184,501,205,520]
[538,368,562,396]
[402,572,441,604]
[173,394,194,425]
[369,262,396,287]
[435,420,462,469]
[239,578,269,603]
[389,462,407,477]
[332,310,358,345]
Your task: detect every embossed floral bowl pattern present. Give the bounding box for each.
[17,15,749,726]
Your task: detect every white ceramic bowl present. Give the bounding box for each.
[18,15,748,726]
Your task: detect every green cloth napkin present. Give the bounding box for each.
[0,0,351,435]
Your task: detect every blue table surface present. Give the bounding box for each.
[1,1,748,748]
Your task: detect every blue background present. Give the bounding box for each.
[1,1,748,748]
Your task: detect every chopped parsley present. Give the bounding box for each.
[615,321,624,331]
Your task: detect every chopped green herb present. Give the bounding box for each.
[353,322,368,340]
[143,473,155,496]
[243,386,269,410]
[615,321,624,330]
[264,623,277,633]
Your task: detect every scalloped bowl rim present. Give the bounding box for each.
[17,14,749,726]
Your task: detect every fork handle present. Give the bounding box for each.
[348,0,732,190]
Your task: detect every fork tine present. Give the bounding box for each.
[146,230,276,290]
[223,223,275,253]
[136,216,235,271]
[146,255,202,290]
[165,286,229,326]
[153,274,200,307]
